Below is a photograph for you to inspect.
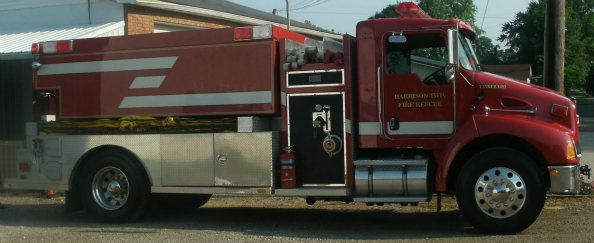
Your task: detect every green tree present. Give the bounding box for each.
[304,19,341,34]
[370,0,476,23]
[474,29,495,62]
[499,0,594,92]
[496,45,517,63]
[304,20,317,28]
[369,4,397,19]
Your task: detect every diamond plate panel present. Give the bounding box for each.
[161,134,214,186]
[25,135,163,188]
[214,132,279,187]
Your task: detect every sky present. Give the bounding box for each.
[227,0,532,46]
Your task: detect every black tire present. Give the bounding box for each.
[80,150,151,223]
[456,148,546,234]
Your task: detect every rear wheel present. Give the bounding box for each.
[456,148,546,234]
[80,150,150,223]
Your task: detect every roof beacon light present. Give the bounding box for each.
[396,2,431,19]
[234,27,253,40]
[31,43,41,54]
[234,25,273,41]
[32,40,73,54]
[56,40,73,53]
[252,25,273,39]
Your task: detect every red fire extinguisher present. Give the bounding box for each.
[280,146,296,189]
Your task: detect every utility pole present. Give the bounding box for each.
[286,0,291,30]
[543,0,565,93]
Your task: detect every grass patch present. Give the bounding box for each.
[576,98,593,106]
[569,89,594,106]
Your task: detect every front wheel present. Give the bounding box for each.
[456,148,546,234]
[80,150,151,223]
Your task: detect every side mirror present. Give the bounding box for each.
[388,35,407,43]
[447,29,458,65]
[479,63,486,71]
[445,64,455,81]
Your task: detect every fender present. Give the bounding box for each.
[69,144,154,191]
[435,118,479,191]
[473,114,579,165]
[435,114,579,192]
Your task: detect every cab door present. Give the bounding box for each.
[381,30,455,139]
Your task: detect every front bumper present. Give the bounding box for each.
[548,164,580,194]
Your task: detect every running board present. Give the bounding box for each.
[274,188,351,196]
[354,197,429,203]
[152,186,273,195]
[151,187,351,197]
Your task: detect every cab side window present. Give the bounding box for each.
[385,32,449,85]
[387,51,411,74]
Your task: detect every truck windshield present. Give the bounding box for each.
[458,35,480,71]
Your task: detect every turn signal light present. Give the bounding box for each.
[551,104,568,117]
[566,141,577,160]
[550,169,559,177]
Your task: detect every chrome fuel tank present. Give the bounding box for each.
[354,157,428,199]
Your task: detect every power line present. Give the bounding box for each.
[275,0,329,12]
[481,0,489,30]
[282,11,373,15]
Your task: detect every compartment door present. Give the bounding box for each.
[214,132,278,187]
[288,93,345,186]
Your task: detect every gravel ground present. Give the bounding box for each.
[0,191,593,242]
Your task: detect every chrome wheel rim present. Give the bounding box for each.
[92,166,129,210]
[474,167,526,218]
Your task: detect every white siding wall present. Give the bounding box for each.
[95,25,125,37]
[0,0,124,31]
[412,63,440,80]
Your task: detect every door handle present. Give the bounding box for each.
[389,117,399,130]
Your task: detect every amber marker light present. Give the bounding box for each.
[257,189,267,194]
[567,141,577,160]
[550,169,559,177]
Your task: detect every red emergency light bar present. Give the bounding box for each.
[31,40,73,54]
[396,2,431,19]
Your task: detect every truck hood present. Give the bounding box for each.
[473,71,578,134]
[480,72,565,98]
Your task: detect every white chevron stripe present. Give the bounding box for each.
[38,56,178,76]
[119,91,272,108]
[129,76,166,89]
[359,121,453,135]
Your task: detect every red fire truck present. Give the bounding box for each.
[3,3,583,234]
